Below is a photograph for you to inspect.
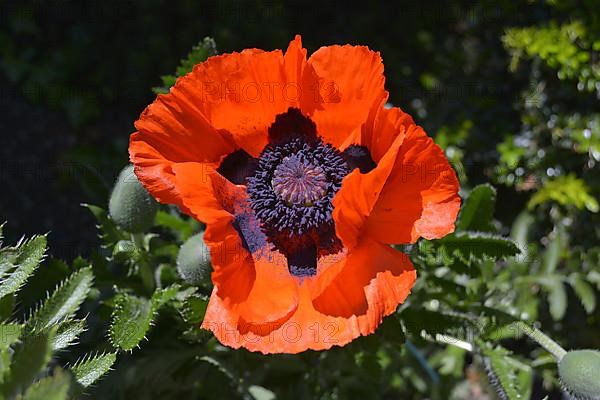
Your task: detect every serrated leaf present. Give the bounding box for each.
[400,308,479,345]
[22,368,71,400]
[71,352,116,387]
[0,236,46,299]
[480,343,532,400]
[109,294,153,351]
[2,328,55,397]
[151,284,180,308]
[0,323,22,350]
[82,204,127,245]
[528,174,599,212]
[52,319,86,350]
[0,294,15,321]
[175,37,217,76]
[152,37,217,94]
[28,267,94,331]
[457,184,497,232]
[110,285,184,351]
[569,274,596,314]
[0,248,18,276]
[181,295,208,325]
[436,232,520,264]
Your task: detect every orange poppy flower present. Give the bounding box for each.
[129,35,460,354]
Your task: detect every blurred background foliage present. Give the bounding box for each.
[1,0,599,399]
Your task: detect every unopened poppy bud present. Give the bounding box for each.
[109,165,158,233]
[558,350,600,400]
[176,233,212,285]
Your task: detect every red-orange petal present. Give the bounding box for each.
[332,125,405,249]
[176,36,319,158]
[201,238,416,354]
[283,35,320,114]
[167,163,254,303]
[333,106,460,247]
[185,50,282,157]
[171,162,300,326]
[365,124,461,243]
[223,250,300,335]
[130,90,235,214]
[307,44,388,149]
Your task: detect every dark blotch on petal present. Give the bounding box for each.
[268,108,317,145]
[342,145,376,173]
[217,149,258,185]
[287,244,317,277]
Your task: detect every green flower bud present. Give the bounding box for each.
[109,165,158,233]
[558,350,600,400]
[176,233,212,285]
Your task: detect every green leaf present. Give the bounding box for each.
[151,284,180,308]
[181,295,208,325]
[154,210,200,241]
[82,204,127,245]
[175,37,217,76]
[480,343,532,400]
[542,228,564,273]
[0,236,46,299]
[569,274,596,314]
[545,278,567,321]
[22,368,71,400]
[0,348,10,385]
[436,232,520,264]
[510,211,534,261]
[457,184,497,232]
[52,319,86,350]
[2,329,55,397]
[503,21,597,93]
[28,267,94,331]
[400,308,479,345]
[0,323,22,350]
[152,37,217,94]
[110,285,183,351]
[109,294,154,351]
[0,294,15,321]
[528,174,599,212]
[71,352,116,387]
[248,385,276,400]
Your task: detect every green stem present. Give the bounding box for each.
[514,321,566,360]
[131,233,155,293]
[130,233,145,249]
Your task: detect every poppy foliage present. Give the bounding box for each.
[129,35,460,353]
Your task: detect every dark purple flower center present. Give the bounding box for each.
[220,108,376,277]
[271,154,328,206]
[247,135,349,276]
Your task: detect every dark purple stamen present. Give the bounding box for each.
[243,108,375,277]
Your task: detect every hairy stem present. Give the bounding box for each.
[514,321,566,360]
